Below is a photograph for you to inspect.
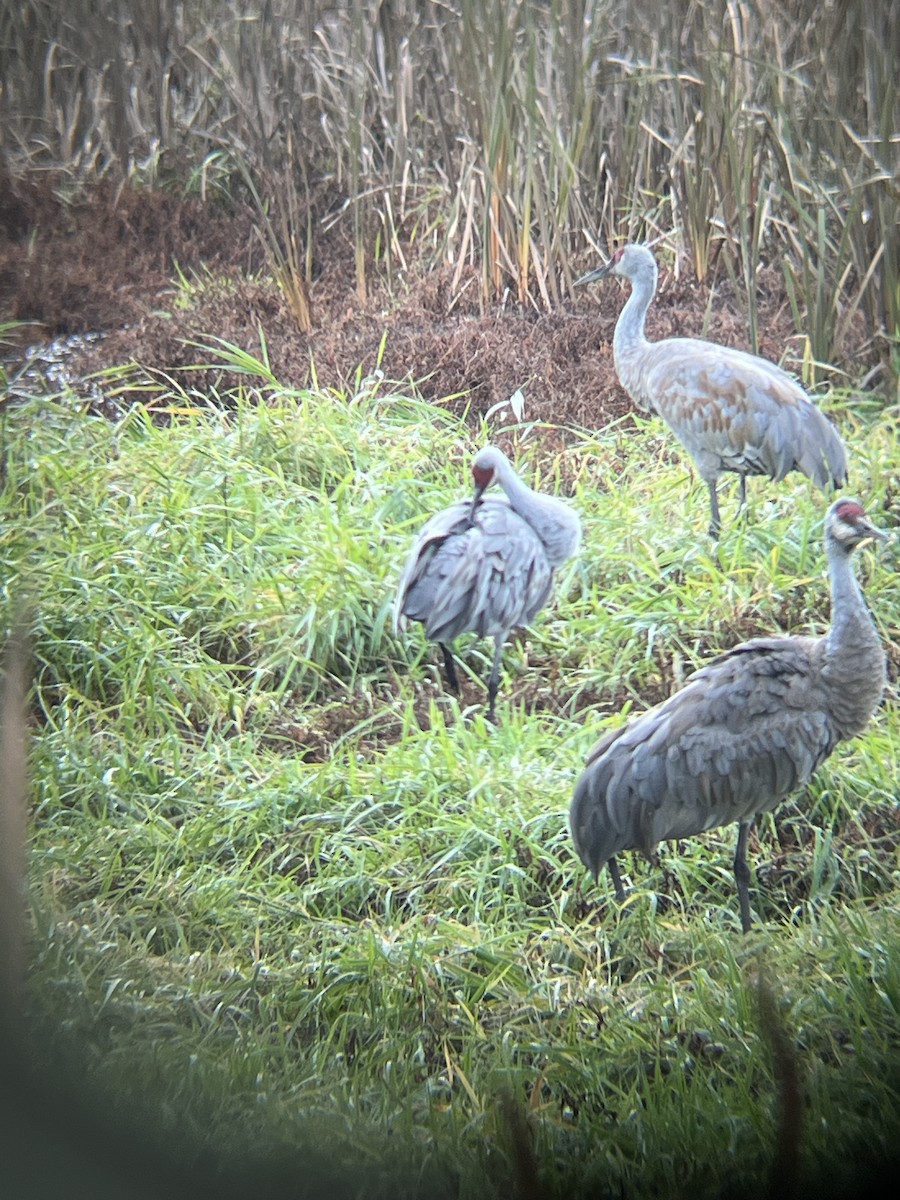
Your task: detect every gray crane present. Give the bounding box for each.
[570,498,887,932]
[577,244,849,536]
[394,445,581,720]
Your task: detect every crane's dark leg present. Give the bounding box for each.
[485,636,505,721]
[738,475,747,511]
[607,856,626,903]
[706,481,722,539]
[734,821,753,934]
[439,643,460,694]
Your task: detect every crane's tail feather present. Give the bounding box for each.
[795,405,849,490]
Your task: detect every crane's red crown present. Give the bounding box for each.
[472,464,494,489]
[834,499,866,523]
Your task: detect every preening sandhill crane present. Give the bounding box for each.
[570,498,887,933]
[576,244,849,536]
[394,445,581,720]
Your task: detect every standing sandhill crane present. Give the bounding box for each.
[394,445,581,720]
[570,498,887,932]
[577,244,849,536]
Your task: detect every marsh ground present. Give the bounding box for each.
[2,174,822,433]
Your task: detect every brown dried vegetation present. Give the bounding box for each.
[2,177,809,434]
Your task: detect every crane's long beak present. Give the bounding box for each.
[851,513,890,550]
[469,464,493,524]
[469,483,487,524]
[575,261,615,286]
[862,519,890,544]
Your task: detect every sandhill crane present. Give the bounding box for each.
[577,244,849,536]
[394,445,581,720]
[570,498,887,932]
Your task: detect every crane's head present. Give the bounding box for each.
[471,445,509,493]
[575,243,655,286]
[827,498,888,552]
[469,446,510,518]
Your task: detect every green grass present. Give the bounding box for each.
[3,378,899,1197]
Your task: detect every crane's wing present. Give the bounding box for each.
[640,340,848,487]
[571,637,836,875]
[395,499,553,642]
[393,500,471,632]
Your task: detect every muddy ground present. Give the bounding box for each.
[1,175,819,430]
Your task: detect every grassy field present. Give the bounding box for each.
[3,375,899,1197]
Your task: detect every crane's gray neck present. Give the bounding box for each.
[612,259,656,384]
[823,539,885,736]
[494,462,531,511]
[495,463,579,567]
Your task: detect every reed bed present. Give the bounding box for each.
[0,0,896,377]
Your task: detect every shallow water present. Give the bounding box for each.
[4,331,107,404]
